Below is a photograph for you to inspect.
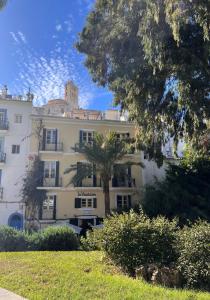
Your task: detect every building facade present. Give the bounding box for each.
[0,86,32,229]
[28,81,143,230]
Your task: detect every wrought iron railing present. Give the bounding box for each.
[41,142,63,151]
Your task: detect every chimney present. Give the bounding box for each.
[64,81,78,111]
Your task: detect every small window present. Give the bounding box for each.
[12,145,20,154]
[14,114,22,124]
[43,195,55,210]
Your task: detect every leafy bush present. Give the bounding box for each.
[0,226,28,251]
[80,229,103,251]
[98,211,178,274]
[39,226,79,251]
[177,221,210,290]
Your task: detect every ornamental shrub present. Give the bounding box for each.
[80,228,103,251]
[177,221,210,290]
[0,226,27,251]
[39,226,79,251]
[99,211,178,274]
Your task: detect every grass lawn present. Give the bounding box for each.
[0,251,209,300]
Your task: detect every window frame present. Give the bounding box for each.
[14,114,23,124]
[11,145,20,154]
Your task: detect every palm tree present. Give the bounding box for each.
[65,132,144,216]
[0,0,7,10]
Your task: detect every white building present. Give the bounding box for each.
[0,86,32,229]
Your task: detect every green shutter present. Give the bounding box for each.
[75,198,81,208]
[93,198,97,208]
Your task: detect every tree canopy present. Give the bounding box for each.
[142,156,210,225]
[77,0,210,164]
[0,0,7,10]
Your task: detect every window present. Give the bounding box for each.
[44,161,56,178]
[75,197,97,209]
[117,195,131,209]
[116,132,130,140]
[43,195,55,210]
[80,130,94,144]
[12,145,20,154]
[14,114,22,123]
[46,129,57,144]
[0,109,7,123]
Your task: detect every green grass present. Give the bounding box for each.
[0,252,209,300]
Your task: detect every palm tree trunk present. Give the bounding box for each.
[103,180,110,216]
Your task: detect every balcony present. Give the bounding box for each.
[74,142,93,152]
[42,177,62,188]
[112,177,135,188]
[0,120,9,130]
[41,142,63,152]
[74,178,102,188]
[0,152,6,163]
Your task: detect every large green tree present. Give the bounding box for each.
[65,132,143,215]
[142,155,210,225]
[0,0,7,10]
[76,0,210,164]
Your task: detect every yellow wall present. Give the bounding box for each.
[30,115,143,220]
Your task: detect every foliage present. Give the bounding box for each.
[1,252,209,300]
[0,0,7,10]
[39,226,79,251]
[21,155,46,228]
[177,221,210,290]
[77,0,210,164]
[0,226,27,251]
[80,228,103,251]
[65,132,143,215]
[142,157,210,224]
[95,211,178,274]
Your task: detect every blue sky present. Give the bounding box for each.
[0,0,114,110]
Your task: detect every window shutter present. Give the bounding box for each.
[128,166,132,187]
[55,161,59,187]
[128,195,131,208]
[42,128,46,150]
[55,129,58,151]
[75,198,81,208]
[93,198,97,208]
[93,164,96,187]
[39,204,43,220]
[39,161,45,186]
[53,195,57,219]
[79,130,83,143]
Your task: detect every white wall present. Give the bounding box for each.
[0,99,32,226]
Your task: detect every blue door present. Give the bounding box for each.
[8,213,23,230]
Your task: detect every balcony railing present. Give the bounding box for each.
[41,143,63,152]
[74,179,102,188]
[112,177,135,188]
[0,187,3,199]
[0,120,9,130]
[42,177,62,187]
[74,142,93,152]
[0,152,6,163]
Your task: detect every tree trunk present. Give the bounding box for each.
[103,180,110,216]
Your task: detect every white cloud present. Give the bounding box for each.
[10,32,19,43]
[18,31,27,43]
[55,24,62,32]
[10,31,27,44]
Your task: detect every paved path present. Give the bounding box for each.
[0,288,27,300]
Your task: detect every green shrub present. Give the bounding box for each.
[39,226,79,251]
[80,229,103,251]
[0,226,27,251]
[99,211,178,274]
[177,221,210,290]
